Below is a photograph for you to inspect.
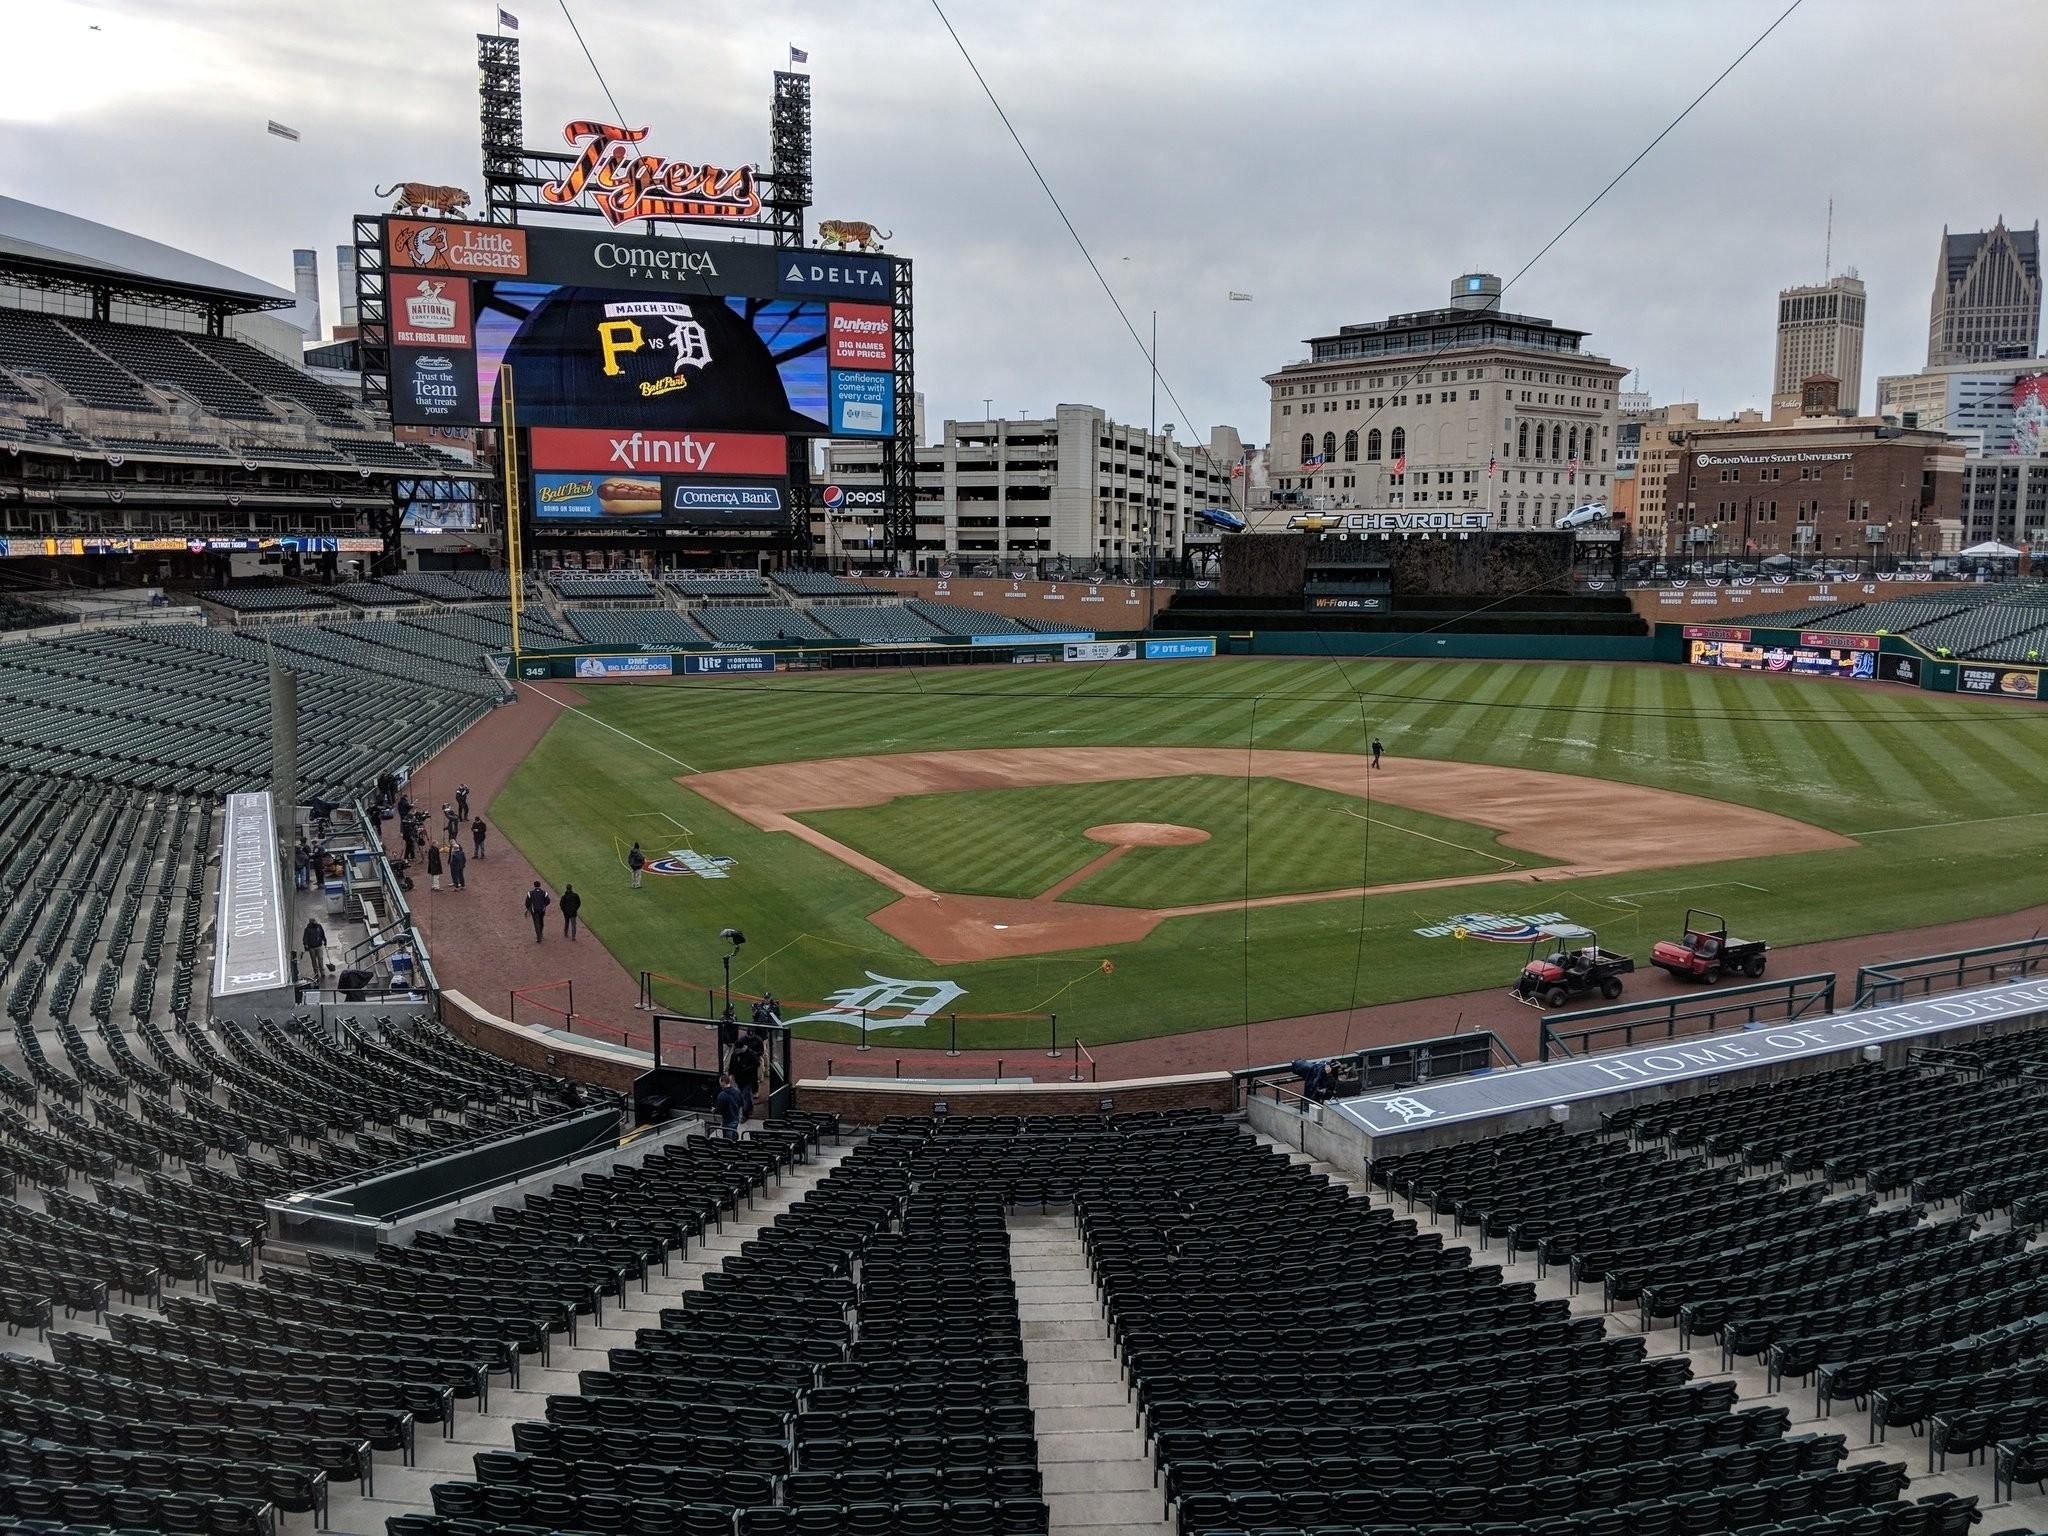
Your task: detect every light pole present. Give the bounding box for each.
[1147,309,1158,623]
[719,927,746,1022]
[983,399,992,421]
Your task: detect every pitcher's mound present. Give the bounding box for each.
[1085,822,1210,847]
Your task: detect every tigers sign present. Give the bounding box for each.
[540,121,763,226]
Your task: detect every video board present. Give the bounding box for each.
[382,220,900,531]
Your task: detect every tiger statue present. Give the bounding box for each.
[374,183,473,218]
[816,219,892,252]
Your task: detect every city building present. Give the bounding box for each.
[1660,377,1964,561]
[290,248,321,344]
[1927,219,2041,364]
[1632,403,1766,554]
[1773,273,1865,415]
[820,404,1248,568]
[1262,272,1628,530]
[1875,359,2044,454]
[1959,457,2048,549]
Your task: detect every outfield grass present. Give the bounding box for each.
[488,658,2048,1046]
[796,774,1537,906]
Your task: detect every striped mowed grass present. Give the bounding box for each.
[491,659,2048,1045]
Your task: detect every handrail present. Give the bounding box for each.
[1539,972,1836,1061]
[1853,935,2048,1011]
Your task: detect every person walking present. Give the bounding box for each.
[1370,736,1384,770]
[560,884,582,940]
[455,784,471,820]
[302,917,327,979]
[628,843,645,888]
[426,841,442,891]
[730,1033,762,1113]
[471,816,487,860]
[448,843,467,890]
[292,840,310,892]
[524,882,551,943]
[714,1073,745,1141]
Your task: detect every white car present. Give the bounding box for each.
[1558,502,1609,530]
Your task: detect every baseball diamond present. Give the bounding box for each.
[485,655,2048,1048]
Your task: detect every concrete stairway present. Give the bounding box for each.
[1010,1211,1173,1535]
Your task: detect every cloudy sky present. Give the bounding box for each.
[5,0,2042,446]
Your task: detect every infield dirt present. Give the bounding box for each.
[683,747,1850,965]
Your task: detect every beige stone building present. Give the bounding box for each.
[1262,273,1628,531]
[1774,274,1865,415]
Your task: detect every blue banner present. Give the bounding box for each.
[969,631,1094,646]
[683,652,776,674]
[1145,636,1217,659]
[574,654,673,677]
[776,253,894,300]
[828,369,894,436]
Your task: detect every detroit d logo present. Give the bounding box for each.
[597,302,713,395]
[783,973,965,1034]
[1375,1096,1437,1125]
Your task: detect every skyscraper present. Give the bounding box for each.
[1774,273,1865,415]
[1927,219,2041,365]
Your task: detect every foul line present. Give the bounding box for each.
[1600,880,1771,910]
[1335,806,1519,867]
[524,682,699,772]
[1854,808,2048,838]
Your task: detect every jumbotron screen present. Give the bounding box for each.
[380,219,900,528]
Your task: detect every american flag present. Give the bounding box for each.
[1231,451,1248,479]
[497,7,518,29]
[1302,453,1326,472]
[1486,454,1497,478]
[1392,454,1407,476]
[1568,455,1580,482]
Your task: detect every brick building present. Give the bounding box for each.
[1661,382,1964,561]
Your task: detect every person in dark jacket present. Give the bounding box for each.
[443,804,460,842]
[628,843,645,888]
[302,918,327,978]
[448,843,467,890]
[472,816,487,859]
[560,885,582,939]
[714,1074,745,1140]
[729,1036,762,1115]
[401,816,418,862]
[456,784,471,820]
[426,842,443,891]
[524,882,550,942]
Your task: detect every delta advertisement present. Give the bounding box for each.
[1688,638,1877,680]
[384,220,899,441]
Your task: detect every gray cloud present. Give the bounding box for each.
[8,0,2042,445]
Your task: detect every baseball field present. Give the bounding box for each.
[487,657,2048,1048]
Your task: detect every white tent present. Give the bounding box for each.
[1959,540,2023,557]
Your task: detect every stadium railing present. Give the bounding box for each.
[1538,972,1837,1061]
[1853,936,2048,1010]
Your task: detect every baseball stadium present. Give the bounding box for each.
[0,17,2045,1536]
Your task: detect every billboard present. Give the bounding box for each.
[383,221,900,452]
[574,654,674,678]
[1956,664,2040,699]
[1688,638,1876,680]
